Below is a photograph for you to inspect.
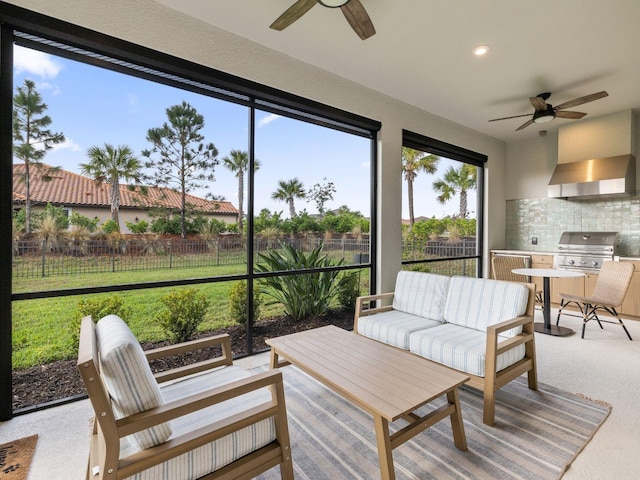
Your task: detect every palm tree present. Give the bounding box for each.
[271,178,305,219]
[432,164,478,218]
[80,144,142,228]
[222,149,260,232]
[13,79,66,234]
[402,147,439,227]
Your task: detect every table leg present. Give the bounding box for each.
[447,388,467,451]
[270,348,279,369]
[534,277,574,336]
[373,414,395,480]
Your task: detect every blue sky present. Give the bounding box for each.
[13,44,474,220]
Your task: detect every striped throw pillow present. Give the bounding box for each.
[96,315,172,451]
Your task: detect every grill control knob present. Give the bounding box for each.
[568,260,575,265]
[592,261,599,267]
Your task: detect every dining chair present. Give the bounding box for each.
[556,260,634,340]
[491,256,543,307]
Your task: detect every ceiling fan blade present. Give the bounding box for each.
[488,113,533,122]
[529,96,548,111]
[554,91,608,110]
[555,110,587,119]
[516,119,534,131]
[341,0,376,40]
[270,0,317,31]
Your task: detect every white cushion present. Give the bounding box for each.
[392,271,450,320]
[121,365,276,480]
[96,315,172,451]
[409,324,526,377]
[357,309,442,349]
[444,276,529,337]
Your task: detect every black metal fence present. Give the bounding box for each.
[12,236,372,278]
[12,235,477,278]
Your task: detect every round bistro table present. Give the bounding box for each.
[512,268,585,336]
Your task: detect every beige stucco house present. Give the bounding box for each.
[12,163,240,233]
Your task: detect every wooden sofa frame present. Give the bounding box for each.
[77,316,294,480]
[354,282,538,426]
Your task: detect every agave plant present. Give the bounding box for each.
[255,241,357,321]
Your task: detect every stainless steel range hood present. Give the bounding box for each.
[548,154,636,199]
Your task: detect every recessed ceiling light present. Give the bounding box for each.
[473,45,491,56]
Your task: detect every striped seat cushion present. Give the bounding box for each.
[409,324,526,377]
[392,271,450,321]
[121,365,276,480]
[96,315,172,451]
[357,309,443,349]
[444,276,529,337]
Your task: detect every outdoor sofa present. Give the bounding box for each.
[354,271,538,426]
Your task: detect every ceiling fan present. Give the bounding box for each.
[489,91,609,131]
[270,0,376,40]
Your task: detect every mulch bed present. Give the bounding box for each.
[12,310,354,412]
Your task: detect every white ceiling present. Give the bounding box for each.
[156,0,640,143]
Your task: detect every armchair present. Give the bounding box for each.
[77,315,294,479]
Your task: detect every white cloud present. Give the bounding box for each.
[13,45,62,79]
[51,138,82,153]
[257,113,280,128]
[37,81,61,96]
[361,161,370,168]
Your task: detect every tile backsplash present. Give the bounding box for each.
[506,195,640,256]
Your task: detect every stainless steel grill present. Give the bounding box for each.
[554,231,618,272]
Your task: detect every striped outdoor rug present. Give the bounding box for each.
[256,366,610,480]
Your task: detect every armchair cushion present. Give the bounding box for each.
[96,315,172,451]
[119,365,276,480]
[443,276,529,337]
[409,323,526,377]
[392,271,450,321]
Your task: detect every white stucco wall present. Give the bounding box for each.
[505,132,559,200]
[5,0,508,288]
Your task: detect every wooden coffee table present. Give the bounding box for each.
[266,325,469,480]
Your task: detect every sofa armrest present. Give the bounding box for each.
[486,314,534,336]
[485,314,535,373]
[354,292,395,330]
[145,334,234,383]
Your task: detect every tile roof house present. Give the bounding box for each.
[12,163,240,233]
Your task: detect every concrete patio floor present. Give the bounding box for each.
[2,307,639,480]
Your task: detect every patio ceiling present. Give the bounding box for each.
[155,0,640,143]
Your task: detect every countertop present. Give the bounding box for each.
[490,249,554,256]
[490,249,640,261]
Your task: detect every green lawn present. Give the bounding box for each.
[13,265,246,369]
[12,264,369,370]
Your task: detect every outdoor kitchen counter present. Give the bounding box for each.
[490,249,555,256]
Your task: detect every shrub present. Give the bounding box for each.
[256,241,347,321]
[37,215,66,252]
[155,288,210,343]
[102,219,120,234]
[335,271,360,311]
[126,219,149,234]
[71,294,132,348]
[69,212,100,232]
[228,281,262,328]
[76,294,131,321]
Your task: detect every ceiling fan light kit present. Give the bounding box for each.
[533,107,556,123]
[317,0,350,7]
[271,0,375,40]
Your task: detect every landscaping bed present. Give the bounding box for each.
[12,310,354,411]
